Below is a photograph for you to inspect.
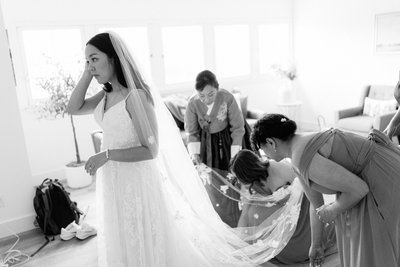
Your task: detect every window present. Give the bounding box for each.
[17,21,293,99]
[258,23,290,73]
[162,26,205,84]
[99,27,151,80]
[214,25,250,78]
[22,29,83,99]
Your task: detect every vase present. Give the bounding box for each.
[278,80,297,104]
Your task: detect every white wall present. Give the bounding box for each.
[0,1,34,239]
[0,0,292,237]
[293,0,400,130]
[2,0,291,23]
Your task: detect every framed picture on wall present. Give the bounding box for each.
[375,12,400,54]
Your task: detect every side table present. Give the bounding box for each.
[277,101,302,124]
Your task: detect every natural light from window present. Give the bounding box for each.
[99,27,151,81]
[22,29,83,99]
[259,23,290,73]
[162,26,205,84]
[214,25,250,78]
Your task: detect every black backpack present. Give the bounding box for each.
[33,178,83,236]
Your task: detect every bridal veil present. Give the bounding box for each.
[107,31,303,266]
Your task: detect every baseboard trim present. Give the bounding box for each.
[0,213,37,240]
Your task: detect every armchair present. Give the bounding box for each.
[334,85,397,137]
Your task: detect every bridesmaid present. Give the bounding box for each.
[250,113,400,267]
[230,149,336,266]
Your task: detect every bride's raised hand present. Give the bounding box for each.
[83,60,93,78]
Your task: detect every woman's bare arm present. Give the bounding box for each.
[308,153,369,214]
[67,71,104,115]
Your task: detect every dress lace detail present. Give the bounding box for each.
[95,98,176,267]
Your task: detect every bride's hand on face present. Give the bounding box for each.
[83,60,93,77]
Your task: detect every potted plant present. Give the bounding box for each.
[35,62,92,188]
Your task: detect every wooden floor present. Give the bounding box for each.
[0,180,341,267]
[0,181,97,267]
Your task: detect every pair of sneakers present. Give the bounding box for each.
[60,221,97,241]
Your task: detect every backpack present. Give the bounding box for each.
[33,178,83,236]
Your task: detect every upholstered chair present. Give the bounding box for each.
[334,85,397,137]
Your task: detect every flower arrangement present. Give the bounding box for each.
[271,64,296,81]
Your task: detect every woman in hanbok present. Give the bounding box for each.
[250,113,400,267]
[184,70,250,227]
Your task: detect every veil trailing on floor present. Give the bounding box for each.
[108,31,303,266]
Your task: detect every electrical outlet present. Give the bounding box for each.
[0,194,4,208]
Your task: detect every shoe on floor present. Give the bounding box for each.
[76,222,97,240]
[60,221,81,241]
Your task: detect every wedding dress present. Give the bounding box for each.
[94,93,218,266]
[94,31,305,267]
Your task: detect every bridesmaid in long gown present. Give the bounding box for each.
[230,149,336,266]
[250,113,400,267]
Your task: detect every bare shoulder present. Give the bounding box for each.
[267,160,295,191]
[291,131,334,170]
[290,132,318,168]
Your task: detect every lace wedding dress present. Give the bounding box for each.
[94,94,220,267]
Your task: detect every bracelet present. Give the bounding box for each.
[105,149,110,160]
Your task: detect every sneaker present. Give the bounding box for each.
[76,222,97,240]
[60,221,81,241]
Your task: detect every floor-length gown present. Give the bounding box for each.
[238,189,336,265]
[297,128,400,267]
[94,95,213,267]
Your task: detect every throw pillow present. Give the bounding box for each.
[362,97,397,117]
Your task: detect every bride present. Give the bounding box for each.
[68,31,312,267]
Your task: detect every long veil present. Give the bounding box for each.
[108,31,303,266]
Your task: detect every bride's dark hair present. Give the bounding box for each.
[229,149,269,195]
[86,33,126,93]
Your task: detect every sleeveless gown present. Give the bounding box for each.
[94,95,214,267]
[297,128,400,267]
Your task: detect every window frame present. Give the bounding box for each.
[9,19,293,106]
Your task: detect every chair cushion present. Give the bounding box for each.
[362,97,397,116]
[337,115,375,133]
[163,94,189,130]
[368,85,395,100]
[232,92,248,120]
